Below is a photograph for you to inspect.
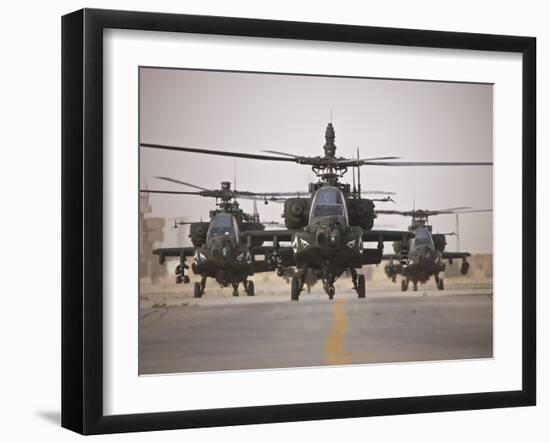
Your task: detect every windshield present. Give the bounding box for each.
[413,227,433,247]
[313,205,344,217]
[207,214,236,239]
[315,187,343,204]
[310,187,347,221]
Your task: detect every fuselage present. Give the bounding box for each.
[191,213,254,285]
[397,225,445,282]
[291,186,364,275]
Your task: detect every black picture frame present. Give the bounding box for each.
[62,8,536,435]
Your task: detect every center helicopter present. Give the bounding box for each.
[141,122,492,301]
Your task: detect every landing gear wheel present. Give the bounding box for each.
[183,275,190,284]
[176,276,183,284]
[401,280,408,292]
[246,281,255,296]
[357,275,366,299]
[327,286,335,300]
[413,282,418,291]
[391,274,396,283]
[193,282,202,298]
[437,279,444,291]
[291,277,300,301]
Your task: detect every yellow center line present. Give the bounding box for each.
[324,299,351,365]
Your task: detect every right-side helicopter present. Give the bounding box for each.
[141,122,492,301]
[376,207,493,291]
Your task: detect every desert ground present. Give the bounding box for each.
[139,259,493,374]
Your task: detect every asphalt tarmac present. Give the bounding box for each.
[139,289,493,375]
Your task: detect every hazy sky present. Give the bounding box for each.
[140,67,493,254]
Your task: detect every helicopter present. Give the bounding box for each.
[376,207,492,291]
[140,179,296,297]
[141,122,492,301]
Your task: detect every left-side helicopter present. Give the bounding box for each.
[140,178,297,297]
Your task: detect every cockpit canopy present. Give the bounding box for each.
[309,187,348,222]
[412,226,434,248]
[207,213,238,241]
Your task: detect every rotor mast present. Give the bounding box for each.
[313,122,349,187]
[215,181,241,214]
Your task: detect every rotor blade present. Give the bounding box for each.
[336,156,401,166]
[154,176,305,199]
[154,176,210,191]
[376,207,471,215]
[375,210,407,215]
[256,191,310,197]
[144,189,285,202]
[362,190,396,195]
[362,161,493,166]
[234,190,310,198]
[454,208,493,214]
[243,189,395,197]
[255,197,286,202]
[234,194,288,203]
[139,190,200,195]
[433,206,472,213]
[262,150,300,158]
[141,143,296,162]
[213,192,286,202]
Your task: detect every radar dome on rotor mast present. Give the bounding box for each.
[323,122,337,158]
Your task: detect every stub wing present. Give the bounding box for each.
[240,229,295,243]
[251,245,296,268]
[362,229,413,243]
[442,252,471,260]
[153,247,196,264]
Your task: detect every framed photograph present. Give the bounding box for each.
[62,8,536,435]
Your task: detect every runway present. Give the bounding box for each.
[139,288,493,375]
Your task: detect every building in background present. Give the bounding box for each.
[139,193,167,283]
